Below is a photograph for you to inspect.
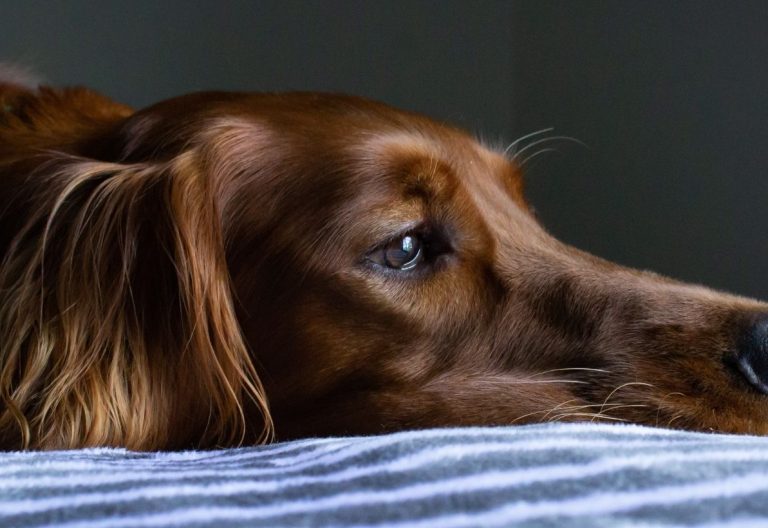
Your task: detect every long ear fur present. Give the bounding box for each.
[0,152,272,449]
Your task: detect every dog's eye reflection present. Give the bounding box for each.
[369,235,424,271]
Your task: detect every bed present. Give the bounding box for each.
[2,422,767,527]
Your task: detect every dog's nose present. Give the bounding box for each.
[734,315,768,394]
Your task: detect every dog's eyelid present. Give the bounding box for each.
[360,219,424,254]
[363,222,453,275]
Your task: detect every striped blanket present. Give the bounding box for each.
[2,423,768,528]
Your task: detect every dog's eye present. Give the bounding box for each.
[369,234,424,271]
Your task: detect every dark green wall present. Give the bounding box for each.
[511,1,768,300]
[2,1,767,298]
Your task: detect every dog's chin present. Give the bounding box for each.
[640,406,768,436]
[527,344,768,435]
[584,370,768,435]
[681,388,768,435]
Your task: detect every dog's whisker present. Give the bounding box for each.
[529,367,612,378]
[539,399,582,421]
[502,127,555,157]
[510,408,557,424]
[545,403,622,422]
[515,379,589,385]
[550,402,650,424]
[513,398,602,424]
[525,400,648,425]
[560,403,649,410]
[654,391,689,427]
[512,399,591,424]
[666,413,686,429]
[550,412,628,423]
[599,382,656,417]
[518,147,559,168]
[511,135,587,163]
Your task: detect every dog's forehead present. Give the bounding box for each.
[350,129,518,195]
[198,107,526,230]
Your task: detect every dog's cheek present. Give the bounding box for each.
[261,283,424,398]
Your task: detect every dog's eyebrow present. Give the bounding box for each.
[353,130,440,162]
[352,131,461,198]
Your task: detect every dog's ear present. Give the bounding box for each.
[1,83,133,162]
[0,152,272,449]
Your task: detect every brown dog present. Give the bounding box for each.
[1,78,767,450]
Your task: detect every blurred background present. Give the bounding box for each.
[2,1,767,298]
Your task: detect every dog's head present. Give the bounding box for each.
[2,88,767,449]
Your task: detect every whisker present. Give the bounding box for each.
[540,399,582,421]
[511,135,588,163]
[502,127,554,157]
[599,381,655,417]
[514,379,589,385]
[510,408,556,424]
[529,367,611,378]
[550,412,628,423]
[599,403,650,409]
[518,147,559,168]
[655,391,688,426]
[511,398,583,424]
[557,403,649,411]
[511,400,650,425]
[553,403,650,424]
[667,413,685,428]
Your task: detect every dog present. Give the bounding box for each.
[2,76,768,451]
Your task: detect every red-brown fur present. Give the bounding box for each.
[2,78,767,450]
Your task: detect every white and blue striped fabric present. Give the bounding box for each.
[2,423,768,527]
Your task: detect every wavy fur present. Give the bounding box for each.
[0,150,271,449]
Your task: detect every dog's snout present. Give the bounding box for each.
[733,315,768,394]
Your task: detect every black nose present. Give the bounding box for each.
[734,315,768,394]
